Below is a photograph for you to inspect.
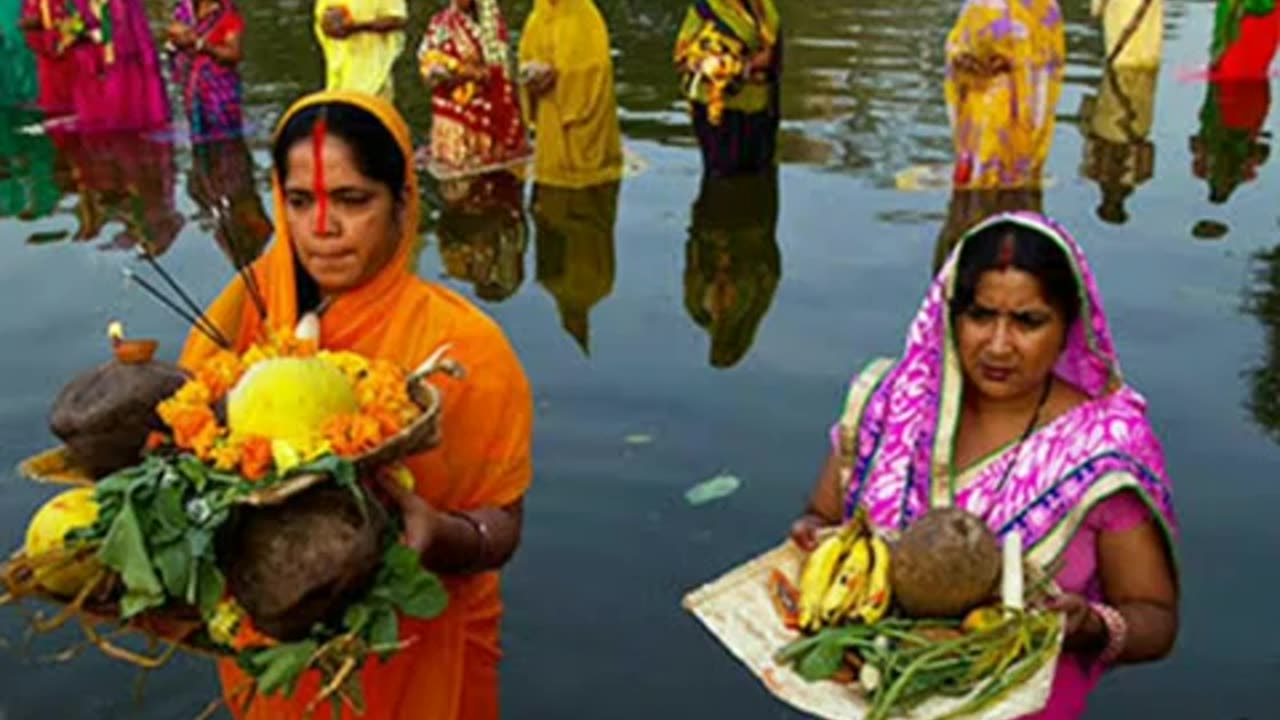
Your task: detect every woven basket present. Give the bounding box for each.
[681,539,1061,720]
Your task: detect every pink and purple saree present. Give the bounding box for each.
[831,211,1178,718]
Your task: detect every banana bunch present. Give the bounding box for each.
[796,512,893,632]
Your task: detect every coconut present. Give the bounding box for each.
[888,507,1001,618]
[49,359,188,477]
[220,485,388,642]
[24,487,103,597]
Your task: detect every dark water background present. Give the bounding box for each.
[1,0,1277,717]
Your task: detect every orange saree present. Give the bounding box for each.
[180,90,533,720]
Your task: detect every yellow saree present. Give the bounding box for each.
[518,0,624,189]
[313,0,407,100]
[945,0,1066,190]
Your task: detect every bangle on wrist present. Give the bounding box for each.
[1089,601,1127,664]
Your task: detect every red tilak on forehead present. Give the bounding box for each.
[996,235,1015,270]
[312,113,329,234]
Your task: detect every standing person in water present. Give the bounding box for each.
[182,90,534,720]
[1,0,38,106]
[166,0,246,141]
[419,0,531,182]
[792,212,1179,720]
[945,0,1065,189]
[65,0,171,131]
[518,0,623,189]
[314,0,407,101]
[18,0,78,116]
[673,0,781,177]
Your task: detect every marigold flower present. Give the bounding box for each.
[240,436,274,481]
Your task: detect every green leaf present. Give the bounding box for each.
[186,527,214,560]
[796,636,846,682]
[685,473,742,506]
[395,572,448,619]
[368,606,399,659]
[152,539,192,600]
[120,588,165,618]
[195,560,225,617]
[150,484,189,542]
[176,455,210,492]
[343,602,372,635]
[376,545,448,619]
[250,640,318,696]
[99,500,164,617]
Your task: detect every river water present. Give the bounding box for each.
[0,1,1276,718]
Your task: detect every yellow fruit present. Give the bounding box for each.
[227,357,358,453]
[386,464,416,492]
[962,605,1007,633]
[797,527,854,631]
[23,488,102,597]
[855,536,893,624]
[820,537,872,624]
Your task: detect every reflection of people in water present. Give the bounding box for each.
[52,130,184,255]
[0,107,62,222]
[1190,80,1271,204]
[1080,66,1158,224]
[1091,0,1163,69]
[673,0,782,177]
[1245,243,1280,443]
[933,187,1043,275]
[684,169,780,368]
[533,180,619,354]
[437,171,529,302]
[945,0,1064,189]
[188,137,272,266]
[18,0,76,116]
[1210,0,1280,80]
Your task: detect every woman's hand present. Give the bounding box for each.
[789,513,830,552]
[1045,593,1106,649]
[521,63,556,96]
[746,47,773,76]
[376,470,440,555]
[167,21,196,48]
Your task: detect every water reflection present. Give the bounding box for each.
[933,187,1044,273]
[1245,243,1280,444]
[52,131,184,255]
[532,180,619,355]
[0,107,62,227]
[187,137,272,267]
[1079,65,1158,224]
[1190,80,1272,207]
[683,168,779,368]
[436,171,529,303]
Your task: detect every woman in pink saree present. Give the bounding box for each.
[791,212,1178,719]
[67,0,169,131]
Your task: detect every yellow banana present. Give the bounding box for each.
[797,527,854,631]
[820,536,873,625]
[854,535,893,624]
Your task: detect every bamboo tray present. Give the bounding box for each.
[681,540,1062,720]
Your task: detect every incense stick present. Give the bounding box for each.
[122,269,231,349]
[137,250,229,340]
[213,197,268,322]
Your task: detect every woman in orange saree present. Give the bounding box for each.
[181,89,534,720]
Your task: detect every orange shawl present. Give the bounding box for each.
[182,90,533,720]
